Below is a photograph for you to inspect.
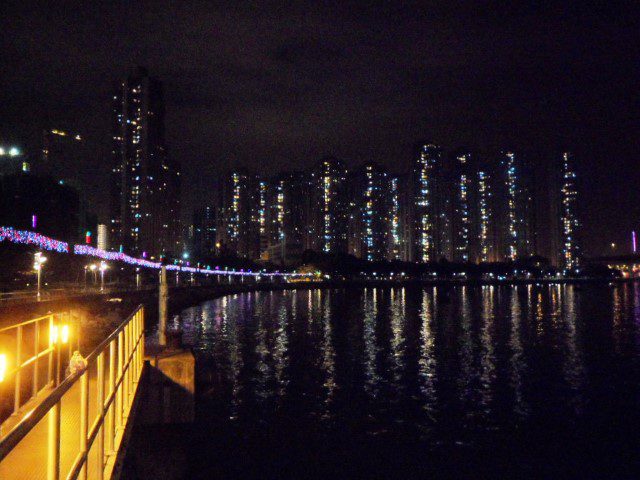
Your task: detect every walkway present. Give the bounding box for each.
[0,366,105,479]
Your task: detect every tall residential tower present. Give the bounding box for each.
[110,67,180,257]
[559,152,580,270]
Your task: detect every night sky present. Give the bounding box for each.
[1,1,637,256]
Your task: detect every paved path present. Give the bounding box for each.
[0,365,108,479]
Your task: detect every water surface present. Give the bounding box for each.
[179,284,640,479]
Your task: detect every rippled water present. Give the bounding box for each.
[179,284,640,479]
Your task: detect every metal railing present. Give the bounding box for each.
[0,305,145,480]
[0,312,79,420]
[0,285,155,304]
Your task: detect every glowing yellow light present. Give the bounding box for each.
[50,325,59,344]
[0,354,7,382]
[61,325,69,344]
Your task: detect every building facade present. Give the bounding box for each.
[559,152,580,270]
[309,158,348,254]
[217,170,259,259]
[411,144,452,262]
[110,67,180,257]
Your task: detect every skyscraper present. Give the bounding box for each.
[191,206,217,258]
[456,155,497,264]
[349,163,391,262]
[310,157,348,254]
[559,152,580,270]
[452,152,473,262]
[40,128,92,242]
[497,151,533,261]
[281,171,309,249]
[258,172,307,265]
[388,175,402,261]
[217,170,259,259]
[110,67,180,257]
[475,166,493,262]
[411,144,451,262]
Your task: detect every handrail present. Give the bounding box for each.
[0,313,62,419]
[84,305,142,364]
[0,304,145,480]
[0,313,55,333]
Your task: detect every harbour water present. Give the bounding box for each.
[177,284,640,478]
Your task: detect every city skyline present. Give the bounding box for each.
[0,2,637,257]
[199,144,577,269]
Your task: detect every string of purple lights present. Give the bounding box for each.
[2,226,308,278]
[0,226,69,253]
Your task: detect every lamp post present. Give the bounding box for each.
[99,261,108,291]
[89,263,98,286]
[34,252,47,299]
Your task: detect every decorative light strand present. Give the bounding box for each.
[1,226,308,278]
[0,226,69,253]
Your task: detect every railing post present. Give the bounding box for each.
[33,319,40,396]
[128,318,133,389]
[159,266,168,346]
[123,326,129,413]
[79,371,89,480]
[139,308,145,376]
[47,401,60,480]
[132,312,138,380]
[97,353,105,480]
[14,325,22,413]
[107,340,116,453]
[116,331,123,428]
[129,319,134,390]
[47,315,54,386]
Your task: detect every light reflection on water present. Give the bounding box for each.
[180,284,640,445]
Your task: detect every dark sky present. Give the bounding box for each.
[1,1,638,256]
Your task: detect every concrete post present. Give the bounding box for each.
[159,266,168,346]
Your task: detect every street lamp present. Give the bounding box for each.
[33,252,47,298]
[89,264,98,285]
[99,261,108,291]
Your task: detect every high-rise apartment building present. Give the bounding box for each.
[559,152,580,270]
[309,158,348,254]
[388,175,402,261]
[217,170,259,259]
[452,152,473,262]
[411,144,451,262]
[40,128,92,241]
[495,151,533,261]
[191,206,217,258]
[348,163,392,262]
[452,154,497,263]
[110,67,180,257]
[475,166,494,262]
[258,172,308,265]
